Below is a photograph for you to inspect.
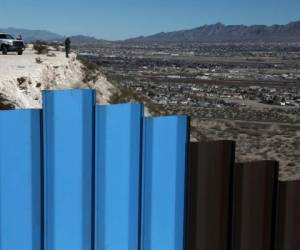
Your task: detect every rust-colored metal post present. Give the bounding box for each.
[186,141,235,250]
[232,161,279,250]
[276,180,300,250]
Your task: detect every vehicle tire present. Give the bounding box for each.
[2,46,8,55]
[17,50,23,55]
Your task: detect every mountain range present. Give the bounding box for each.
[0,28,63,42]
[127,21,300,43]
[0,27,100,44]
[1,21,300,43]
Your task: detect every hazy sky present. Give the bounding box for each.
[0,0,299,40]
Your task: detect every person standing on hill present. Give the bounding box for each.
[65,37,71,58]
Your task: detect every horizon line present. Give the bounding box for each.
[1,19,299,41]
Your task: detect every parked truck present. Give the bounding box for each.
[0,33,25,55]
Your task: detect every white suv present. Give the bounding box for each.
[0,33,25,55]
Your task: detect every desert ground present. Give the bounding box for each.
[0,45,114,109]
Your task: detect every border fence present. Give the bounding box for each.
[0,89,298,250]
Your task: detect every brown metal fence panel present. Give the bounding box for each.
[186,141,235,250]
[232,161,279,250]
[276,180,300,250]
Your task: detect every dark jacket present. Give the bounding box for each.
[65,38,71,48]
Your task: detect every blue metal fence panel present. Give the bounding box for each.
[0,110,41,250]
[141,116,189,250]
[43,90,95,250]
[95,104,143,250]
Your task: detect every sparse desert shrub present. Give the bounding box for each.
[47,52,56,57]
[78,57,99,83]
[78,56,98,72]
[33,41,49,54]
[17,77,27,90]
[0,95,14,110]
[35,57,43,64]
[17,77,26,85]
[287,162,296,167]
[109,88,136,104]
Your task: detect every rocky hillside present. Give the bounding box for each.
[127,21,300,43]
[0,45,116,109]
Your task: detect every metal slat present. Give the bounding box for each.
[0,110,41,250]
[43,90,95,250]
[276,180,300,250]
[95,104,143,250]
[186,141,235,250]
[141,116,189,250]
[232,161,279,250]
